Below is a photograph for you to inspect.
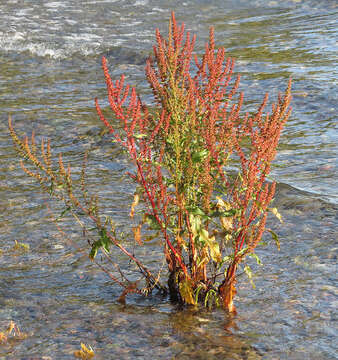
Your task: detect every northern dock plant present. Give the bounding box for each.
[9,12,291,313]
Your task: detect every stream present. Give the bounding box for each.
[0,0,337,359]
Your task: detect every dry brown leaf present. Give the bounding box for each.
[132,224,142,245]
[129,193,140,217]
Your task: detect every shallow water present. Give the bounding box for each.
[0,0,337,359]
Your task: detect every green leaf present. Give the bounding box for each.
[191,149,209,163]
[204,290,210,308]
[134,133,147,139]
[99,228,111,253]
[244,265,256,289]
[13,240,30,252]
[204,289,218,309]
[144,214,162,230]
[194,283,206,304]
[187,206,205,217]
[56,206,71,220]
[87,227,98,232]
[220,255,233,266]
[209,209,237,218]
[143,231,160,242]
[89,228,112,260]
[236,246,248,257]
[268,229,280,250]
[89,243,98,260]
[249,252,262,265]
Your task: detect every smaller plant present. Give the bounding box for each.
[12,240,30,253]
[9,12,291,312]
[74,343,95,359]
[0,321,27,344]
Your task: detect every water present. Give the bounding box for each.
[0,0,337,359]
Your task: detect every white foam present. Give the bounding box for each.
[0,33,65,59]
[0,28,104,59]
[22,42,65,59]
[0,31,25,42]
[15,8,31,17]
[151,7,166,12]
[44,1,66,8]
[64,33,101,42]
[85,0,119,3]
[65,19,78,26]
[134,0,148,5]
[120,20,143,27]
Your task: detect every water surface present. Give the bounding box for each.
[0,0,337,359]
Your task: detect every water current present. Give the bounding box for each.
[0,0,337,359]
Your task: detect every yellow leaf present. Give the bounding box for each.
[268,207,283,223]
[0,332,7,343]
[220,216,233,232]
[224,233,232,243]
[81,343,94,355]
[7,321,21,336]
[74,343,95,359]
[189,214,202,238]
[7,321,15,334]
[200,229,221,263]
[216,196,231,210]
[129,193,139,217]
[217,197,233,232]
[199,228,209,243]
[208,240,221,263]
[179,279,196,305]
[73,351,82,359]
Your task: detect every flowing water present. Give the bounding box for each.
[0,0,337,359]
